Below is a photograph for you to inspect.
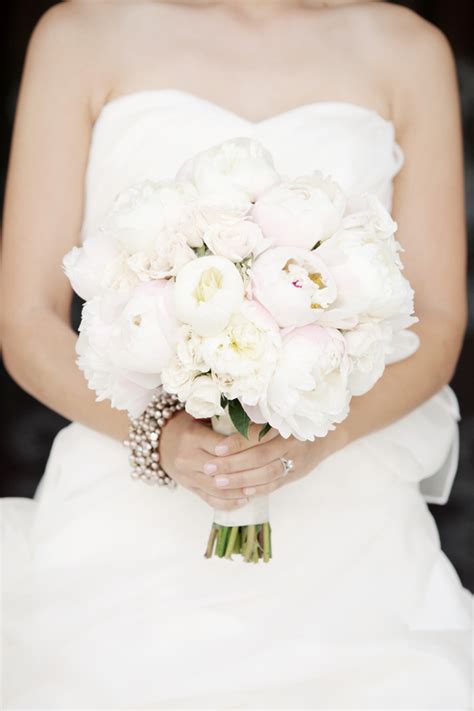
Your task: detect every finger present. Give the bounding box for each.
[194,423,224,455]
[212,423,279,458]
[242,478,283,497]
[189,471,248,498]
[202,437,287,477]
[212,458,287,493]
[191,488,249,511]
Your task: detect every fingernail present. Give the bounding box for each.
[215,476,229,488]
[215,444,229,456]
[243,487,256,495]
[203,462,217,475]
[237,498,248,506]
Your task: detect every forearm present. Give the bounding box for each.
[2,310,129,442]
[318,315,465,462]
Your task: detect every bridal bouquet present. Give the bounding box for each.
[64,137,418,563]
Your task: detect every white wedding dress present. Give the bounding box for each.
[2,90,473,710]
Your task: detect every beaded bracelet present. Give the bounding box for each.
[124,390,184,487]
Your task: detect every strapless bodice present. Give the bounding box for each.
[80,89,404,239]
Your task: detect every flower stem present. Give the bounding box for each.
[224,526,239,559]
[243,524,257,562]
[234,528,242,554]
[216,525,229,557]
[204,524,218,558]
[263,521,271,563]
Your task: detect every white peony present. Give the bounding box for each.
[203,218,270,262]
[176,137,280,206]
[316,222,415,325]
[200,300,281,406]
[250,246,337,328]
[106,179,202,252]
[64,179,203,299]
[125,234,196,281]
[63,235,139,300]
[344,321,386,396]
[244,325,350,441]
[173,255,245,337]
[76,281,178,416]
[252,171,346,249]
[343,193,398,240]
[184,375,225,419]
[197,195,251,227]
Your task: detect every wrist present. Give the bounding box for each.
[313,422,351,466]
[124,391,184,486]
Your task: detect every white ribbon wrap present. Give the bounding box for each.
[211,409,270,526]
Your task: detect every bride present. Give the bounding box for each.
[2,0,472,708]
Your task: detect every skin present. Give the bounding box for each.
[1,0,467,512]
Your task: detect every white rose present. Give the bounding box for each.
[173,255,245,337]
[76,281,178,416]
[245,325,350,441]
[316,225,415,324]
[203,218,270,262]
[252,171,346,249]
[344,321,386,396]
[250,246,337,328]
[174,325,207,372]
[162,325,208,401]
[185,375,225,419]
[161,355,200,401]
[200,300,281,406]
[176,137,280,205]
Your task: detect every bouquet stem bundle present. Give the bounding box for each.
[204,522,272,562]
[205,407,272,563]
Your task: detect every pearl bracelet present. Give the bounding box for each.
[124,390,184,486]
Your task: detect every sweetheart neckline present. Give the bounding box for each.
[94,88,397,133]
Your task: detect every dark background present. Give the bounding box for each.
[1,1,473,590]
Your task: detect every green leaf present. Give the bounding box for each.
[228,399,250,439]
[258,423,272,441]
[220,394,228,408]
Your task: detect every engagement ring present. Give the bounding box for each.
[280,457,295,477]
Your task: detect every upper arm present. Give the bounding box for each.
[1,3,101,328]
[388,13,467,339]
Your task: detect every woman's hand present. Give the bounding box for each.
[198,423,323,498]
[159,410,252,511]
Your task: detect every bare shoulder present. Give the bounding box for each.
[24,2,112,116]
[27,1,104,55]
[33,0,179,43]
[362,4,455,82]
[24,1,170,115]
[342,3,458,123]
[368,3,454,61]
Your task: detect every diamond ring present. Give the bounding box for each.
[279,457,295,477]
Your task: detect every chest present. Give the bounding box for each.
[108,7,388,124]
